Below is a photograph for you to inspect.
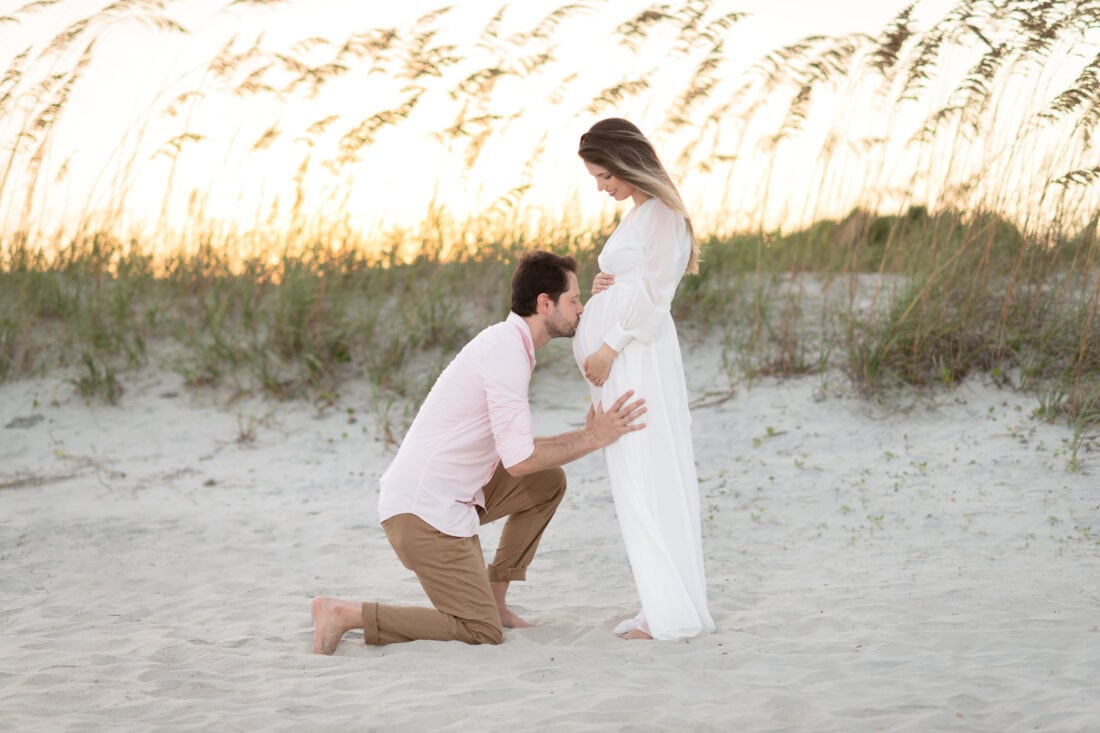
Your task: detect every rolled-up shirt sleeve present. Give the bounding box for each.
[481,348,535,469]
[604,201,689,352]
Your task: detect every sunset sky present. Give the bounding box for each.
[1,0,1093,256]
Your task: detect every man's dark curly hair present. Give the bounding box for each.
[511,250,578,316]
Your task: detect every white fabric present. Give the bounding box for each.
[573,197,715,640]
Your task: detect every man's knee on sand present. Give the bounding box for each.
[459,617,504,645]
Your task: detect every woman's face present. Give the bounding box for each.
[584,161,638,203]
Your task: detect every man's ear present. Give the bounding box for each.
[536,292,552,314]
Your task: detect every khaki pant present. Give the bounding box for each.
[363,464,566,645]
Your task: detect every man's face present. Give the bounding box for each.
[545,271,583,339]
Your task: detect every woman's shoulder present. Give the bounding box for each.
[636,196,678,218]
[634,196,685,231]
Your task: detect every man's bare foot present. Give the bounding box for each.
[490,580,535,629]
[311,596,363,655]
[499,609,534,629]
[619,628,653,640]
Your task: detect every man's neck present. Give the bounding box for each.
[521,314,550,351]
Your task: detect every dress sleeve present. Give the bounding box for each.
[603,201,688,352]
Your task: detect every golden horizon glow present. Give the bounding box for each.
[1,0,1098,261]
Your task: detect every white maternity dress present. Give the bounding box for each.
[573,197,714,640]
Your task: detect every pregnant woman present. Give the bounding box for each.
[573,118,714,640]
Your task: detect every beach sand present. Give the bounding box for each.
[2,339,1098,732]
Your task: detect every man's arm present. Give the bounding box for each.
[504,390,646,477]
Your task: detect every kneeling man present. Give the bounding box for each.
[312,250,646,652]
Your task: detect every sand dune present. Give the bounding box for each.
[2,342,1098,731]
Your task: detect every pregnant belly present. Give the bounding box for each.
[574,287,623,363]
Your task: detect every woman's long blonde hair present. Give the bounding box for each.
[578,118,699,274]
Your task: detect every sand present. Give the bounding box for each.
[2,339,1098,732]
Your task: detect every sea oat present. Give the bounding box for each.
[1049,166,1100,188]
[251,124,281,151]
[614,7,673,53]
[868,4,916,79]
[584,78,650,116]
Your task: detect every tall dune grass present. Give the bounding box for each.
[3,1,1099,243]
[0,0,1097,460]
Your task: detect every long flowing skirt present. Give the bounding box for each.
[573,288,714,640]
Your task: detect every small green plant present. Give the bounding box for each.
[1066,389,1100,472]
[1035,387,1068,421]
[236,410,274,444]
[236,414,258,444]
[71,352,123,404]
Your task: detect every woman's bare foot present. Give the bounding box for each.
[619,628,653,640]
[311,596,364,654]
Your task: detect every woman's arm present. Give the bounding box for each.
[603,201,689,353]
[584,203,688,386]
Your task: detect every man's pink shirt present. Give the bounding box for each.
[377,312,537,537]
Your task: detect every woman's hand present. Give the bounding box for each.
[591,272,615,295]
[583,344,618,386]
